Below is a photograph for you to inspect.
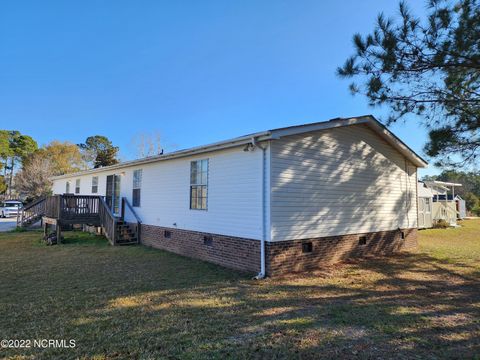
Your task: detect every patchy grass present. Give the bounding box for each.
[0,222,479,359]
[419,218,480,263]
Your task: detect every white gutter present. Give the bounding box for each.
[429,180,463,187]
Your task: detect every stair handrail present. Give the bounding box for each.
[98,196,118,245]
[23,196,47,212]
[121,197,142,243]
[18,196,46,227]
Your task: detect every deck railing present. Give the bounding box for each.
[45,195,61,218]
[121,197,142,243]
[59,195,101,222]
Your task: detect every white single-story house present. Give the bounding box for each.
[51,115,427,276]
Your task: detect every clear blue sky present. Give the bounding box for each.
[0,0,439,177]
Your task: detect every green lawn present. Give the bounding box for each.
[1,221,479,359]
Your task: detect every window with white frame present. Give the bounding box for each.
[91,176,98,193]
[190,159,208,210]
[75,179,80,194]
[132,169,142,207]
[66,181,70,194]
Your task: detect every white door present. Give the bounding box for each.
[418,198,426,228]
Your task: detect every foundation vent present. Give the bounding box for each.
[203,236,213,246]
[302,242,313,253]
[358,236,367,245]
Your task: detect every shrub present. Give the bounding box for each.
[433,219,450,229]
[471,205,480,217]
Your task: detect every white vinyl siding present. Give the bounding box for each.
[51,146,264,240]
[270,124,418,241]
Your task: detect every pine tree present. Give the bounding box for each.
[338,0,480,166]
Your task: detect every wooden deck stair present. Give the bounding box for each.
[115,221,138,245]
[18,197,46,228]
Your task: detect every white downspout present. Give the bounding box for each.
[251,137,266,280]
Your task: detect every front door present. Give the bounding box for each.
[106,175,121,215]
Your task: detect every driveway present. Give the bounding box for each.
[0,218,17,232]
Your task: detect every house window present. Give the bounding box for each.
[190,159,208,210]
[132,169,142,207]
[75,179,80,194]
[91,176,98,194]
[66,181,70,193]
[164,230,172,239]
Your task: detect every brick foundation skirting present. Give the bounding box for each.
[140,224,261,273]
[266,228,417,275]
[139,224,417,276]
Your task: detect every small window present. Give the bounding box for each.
[359,236,367,245]
[66,181,70,193]
[91,176,98,194]
[132,169,142,207]
[75,179,80,194]
[401,232,405,240]
[203,235,213,246]
[302,242,313,253]
[190,159,208,210]
[164,230,171,239]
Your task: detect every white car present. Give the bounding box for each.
[1,201,23,218]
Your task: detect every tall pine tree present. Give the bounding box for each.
[338,0,479,166]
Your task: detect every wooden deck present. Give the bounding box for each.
[19,194,141,246]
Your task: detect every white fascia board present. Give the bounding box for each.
[51,133,272,180]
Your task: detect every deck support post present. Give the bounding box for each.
[56,222,62,244]
[43,222,48,239]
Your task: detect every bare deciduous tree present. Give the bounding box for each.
[15,156,53,199]
[131,132,163,158]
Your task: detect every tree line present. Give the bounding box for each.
[0,132,120,201]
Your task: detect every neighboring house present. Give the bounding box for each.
[418,180,465,228]
[51,115,427,276]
